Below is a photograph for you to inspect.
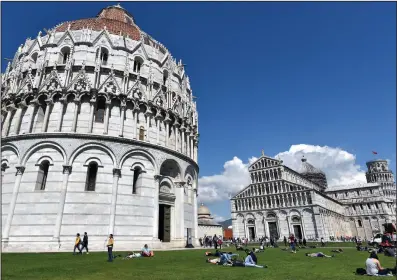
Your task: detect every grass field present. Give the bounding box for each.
[2,247,396,280]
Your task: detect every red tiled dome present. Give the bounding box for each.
[55,4,141,40]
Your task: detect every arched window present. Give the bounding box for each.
[95,98,106,123]
[31,52,38,63]
[139,126,145,140]
[133,57,143,73]
[35,160,50,190]
[96,47,109,65]
[292,217,300,223]
[132,166,142,194]
[59,47,71,64]
[357,220,362,227]
[85,162,98,191]
[163,70,168,85]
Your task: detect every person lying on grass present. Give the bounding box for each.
[123,252,142,259]
[141,244,154,257]
[253,246,265,253]
[305,252,334,258]
[330,249,343,253]
[365,251,394,276]
[205,250,235,257]
[206,252,238,265]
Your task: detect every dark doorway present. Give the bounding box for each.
[248,227,256,240]
[158,204,171,242]
[268,222,278,240]
[293,225,303,239]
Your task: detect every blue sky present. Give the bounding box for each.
[2,2,396,221]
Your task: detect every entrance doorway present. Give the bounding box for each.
[158,204,171,242]
[293,225,303,239]
[268,222,278,240]
[248,227,256,240]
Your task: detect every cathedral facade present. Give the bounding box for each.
[1,5,199,252]
[231,154,396,241]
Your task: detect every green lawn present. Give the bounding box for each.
[2,247,395,280]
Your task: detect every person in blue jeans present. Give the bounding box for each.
[107,234,114,262]
[244,251,264,268]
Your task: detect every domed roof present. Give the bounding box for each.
[198,203,211,216]
[300,157,325,175]
[55,4,141,41]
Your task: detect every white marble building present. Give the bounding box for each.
[197,204,223,239]
[1,4,199,252]
[231,153,396,241]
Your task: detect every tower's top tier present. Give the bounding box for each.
[366,160,390,174]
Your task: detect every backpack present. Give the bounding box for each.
[355,268,366,275]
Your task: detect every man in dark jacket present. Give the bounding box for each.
[81,232,89,254]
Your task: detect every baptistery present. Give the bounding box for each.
[1,4,199,252]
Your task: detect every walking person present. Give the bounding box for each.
[107,234,114,262]
[213,234,218,250]
[321,237,325,247]
[283,236,287,247]
[73,233,82,255]
[81,232,89,254]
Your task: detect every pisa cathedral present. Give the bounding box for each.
[231,153,396,241]
[1,4,199,252]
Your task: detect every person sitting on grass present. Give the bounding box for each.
[366,251,393,276]
[305,252,334,258]
[235,243,244,251]
[244,250,265,268]
[141,244,154,257]
[331,249,343,253]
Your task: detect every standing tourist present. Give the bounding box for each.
[81,232,89,254]
[289,234,296,253]
[73,233,82,255]
[213,234,218,250]
[107,234,114,262]
[283,236,287,247]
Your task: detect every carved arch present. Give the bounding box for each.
[119,149,157,174]
[68,142,116,168]
[21,141,67,166]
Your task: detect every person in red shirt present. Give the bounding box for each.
[289,234,296,253]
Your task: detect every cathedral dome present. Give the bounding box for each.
[55,4,141,40]
[299,157,328,189]
[300,158,325,175]
[198,203,211,216]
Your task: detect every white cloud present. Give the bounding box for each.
[198,144,369,204]
[275,144,366,186]
[212,214,227,223]
[198,157,251,203]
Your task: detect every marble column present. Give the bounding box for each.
[180,125,186,154]
[193,188,199,243]
[133,109,139,139]
[56,98,66,132]
[11,102,27,135]
[72,99,80,132]
[165,120,170,147]
[26,100,39,133]
[2,105,16,137]
[190,134,194,158]
[53,165,72,242]
[153,176,160,239]
[3,166,25,241]
[174,123,180,152]
[87,99,95,133]
[145,112,152,142]
[109,168,121,235]
[41,99,53,132]
[103,101,111,134]
[155,117,161,144]
[119,103,126,137]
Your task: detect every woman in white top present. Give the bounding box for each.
[365,252,392,276]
